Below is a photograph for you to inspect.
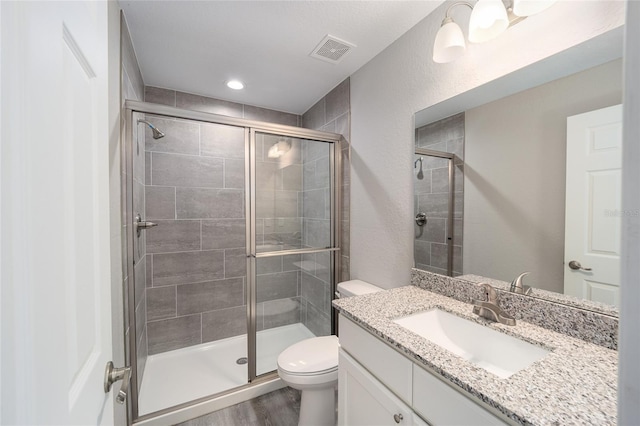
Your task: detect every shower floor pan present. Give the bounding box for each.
[138,322,315,416]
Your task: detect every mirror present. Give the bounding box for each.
[413,27,624,312]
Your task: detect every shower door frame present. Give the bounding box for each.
[415,147,457,276]
[124,100,343,422]
[247,127,342,381]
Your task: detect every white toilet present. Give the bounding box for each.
[277,279,383,426]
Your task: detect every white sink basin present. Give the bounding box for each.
[393,309,549,378]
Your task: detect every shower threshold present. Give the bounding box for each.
[138,322,315,416]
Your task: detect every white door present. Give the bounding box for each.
[564,104,622,306]
[1,2,117,424]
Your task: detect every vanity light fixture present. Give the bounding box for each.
[468,0,509,43]
[267,138,292,158]
[226,79,244,90]
[432,0,556,63]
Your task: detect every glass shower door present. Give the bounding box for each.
[251,131,336,377]
[127,103,343,420]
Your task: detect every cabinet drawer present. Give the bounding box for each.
[339,314,413,403]
[413,365,509,426]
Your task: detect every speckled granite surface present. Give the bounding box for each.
[458,274,619,317]
[412,269,619,350]
[333,286,618,426]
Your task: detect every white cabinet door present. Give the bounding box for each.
[1,1,116,424]
[564,104,623,306]
[339,315,413,403]
[339,350,416,426]
[413,365,508,426]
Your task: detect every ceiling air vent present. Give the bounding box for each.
[310,35,356,64]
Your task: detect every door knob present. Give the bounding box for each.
[393,413,404,423]
[104,361,131,404]
[568,260,592,271]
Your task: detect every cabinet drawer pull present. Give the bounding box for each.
[394,413,404,423]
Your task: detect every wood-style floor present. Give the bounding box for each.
[177,387,301,426]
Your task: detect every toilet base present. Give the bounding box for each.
[298,385,336,426]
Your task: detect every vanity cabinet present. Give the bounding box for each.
[339,350,426,425]
[412,365,507,425]
[338,315,510,426]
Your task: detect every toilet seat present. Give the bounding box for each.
[277,335,338,376]
[279,365,337,376]
[278,365,338,388]
[277,338,339,426]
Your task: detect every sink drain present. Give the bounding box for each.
[236,357,248,365]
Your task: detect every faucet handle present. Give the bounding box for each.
[510,272,532,295]
[478,283,498,303]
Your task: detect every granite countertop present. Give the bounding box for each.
[333,286,618,426]
[457,274,619,318]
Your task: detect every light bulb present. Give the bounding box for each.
[468,0,509,43]
[226,80,244,90]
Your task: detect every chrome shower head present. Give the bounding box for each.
[137,119,165,139]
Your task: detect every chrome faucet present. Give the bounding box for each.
[509,272,532,295]
[472,283,516,326]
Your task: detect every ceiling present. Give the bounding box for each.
[120,1,444,115]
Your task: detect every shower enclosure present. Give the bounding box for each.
[413,112,465,277]
[124,100,342,421]
[413,148,462,276]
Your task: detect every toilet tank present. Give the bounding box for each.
[336,279,383,298]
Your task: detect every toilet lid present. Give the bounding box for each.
[277,336,339,375]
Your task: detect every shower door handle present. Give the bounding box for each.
[135,213,158,237]
[104,361,131,404]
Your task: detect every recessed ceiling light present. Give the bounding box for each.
[226,80,244,90]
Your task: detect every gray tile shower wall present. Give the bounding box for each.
[414,112,465,276]
[144,86,301,127]
[254,133,304,334]
[143,114,250,355]
[143,86,312,354]
[301,78,351,336]
[140,82,348,353]
[122,19,143,102]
